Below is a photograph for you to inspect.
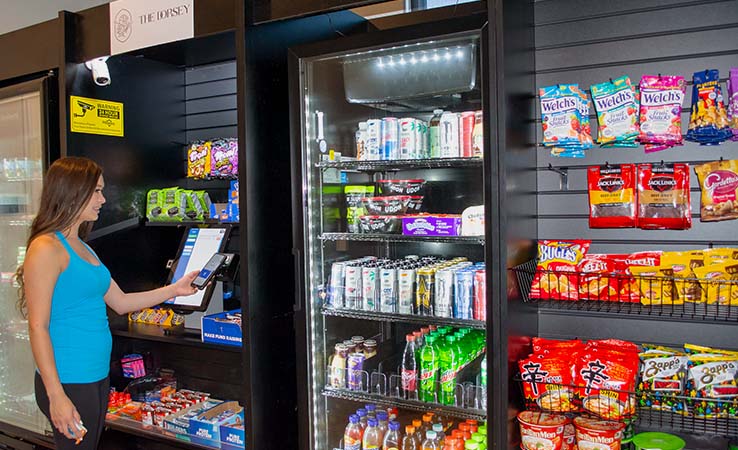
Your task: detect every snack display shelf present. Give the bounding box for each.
[321,306,486,329]
[511,260,738,323]
[105,414,217,450]
[316,157,483,171]
[319,233,485,245]
[636,408,738,438]
[144,220,239,227]
[109,322,241,353]
[321,387,487,421]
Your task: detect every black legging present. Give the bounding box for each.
[35,372,109,450]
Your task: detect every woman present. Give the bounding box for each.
[16,157,199,449]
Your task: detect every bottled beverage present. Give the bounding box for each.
[419,335,438,402]
[412,420,424,444]
[330,344,348,388]
[365,404,377,420]
[343,414,363,450]
[366,119,382,160]
[439,335,458,405]
[429,109,443,158]
[356,408,368,430]
[460,111,475,157]
[422,430,438,450]
[439,112,461,158]
[431,423,445,446]
[363,418,381,450]
[376,411,389,442]
[397,268,416,314]
[383,420,401,450]
[401,333,418,400]
[402,425,419,450]
[356,122,367,160]
[480,354,487,402]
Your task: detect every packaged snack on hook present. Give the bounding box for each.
[695,159,738,222]
[728,67,738,141]
[591,76,640,148]
[638,75,686,152]
[686,69,732,145]
[587,163,637,228]
[210,138,238,178]
[187,141,211,179]
[636,162,691,230]
[539,84,591,158]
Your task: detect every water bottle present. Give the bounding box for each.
[382,420,401,450]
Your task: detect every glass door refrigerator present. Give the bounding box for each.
[0,78,53,436]
[290,14,490,450]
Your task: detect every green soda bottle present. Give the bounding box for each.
[419,335,438,403]
[439,335,458,405]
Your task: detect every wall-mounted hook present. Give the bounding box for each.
[548,163,569,191]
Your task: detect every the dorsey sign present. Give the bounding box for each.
[109,0,194,55]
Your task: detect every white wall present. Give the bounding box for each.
[0,0,113,34]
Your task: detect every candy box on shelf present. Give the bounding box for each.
[189,401,243,447]
[220,410,245,450]
[402,215,462,236]
[164,400,221,439]
[201,309,242,347]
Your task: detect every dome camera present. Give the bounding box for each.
[85,57,111,86]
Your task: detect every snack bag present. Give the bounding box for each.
[575,348,638,420]
[686,69,733,145]
[693,261,738,305]
[636,163,691,230]
[671,251,705,303]
[638,352,688,414]
[577,254,623,301]
[686,355,738,418]
[540,84,590,158]
[591,76,639,147]
[695,159,738,222]
[187,141,211,179]
[532,338,585,355]
[618,252,662,302]
[195,191,212,218]
[638,75,686,152]
[210,138,238,178]
[587,164,636,228]
[161,187,186,221]
[519,354,578,413]
[629,265,678,305]
[146,189,164,221]
[684,343,738,356]
[729,68,738,141]
[703,247,738,265]
[530,240,591,301]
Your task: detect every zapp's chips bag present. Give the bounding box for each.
[638,352,688,414]
[686,355,738,418]
[530,240,591,301]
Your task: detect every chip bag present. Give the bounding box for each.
[695,159,738,222]
[684,343,738,356]
[588,164,636,228]
[693,261,738,305]
[575,347,638,420]
[638,352,688,414]
[686,355,738,418]
[210,138,238,178]
[637,163,691,230]
[629,265,679,305]
[146,189,164,222]
[671,251,705,303]
[187,141,211,179]
[686,69,732,145]
[703,247,738,266]
[618,252,662,302]
[532,338,585,355]
[577,254,623,301]
[519,354,578,413]
[729,67,738,141]
[530,240,591,301]
[638,75,686,152]
[591,75,640,148]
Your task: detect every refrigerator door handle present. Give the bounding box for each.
[293,248,304,312]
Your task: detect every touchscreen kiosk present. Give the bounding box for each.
[166,225,231,311]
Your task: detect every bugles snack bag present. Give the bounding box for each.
[530,240,591,301]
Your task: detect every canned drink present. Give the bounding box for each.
[365,119,382,160]
[412,119,422,159]
[381,117,399,160]
[347,353,366,391]
[379,267,398,313]
[435,268,454,318]
[460,111,475,158]
[420,121,429,158]
[356,122,367,160]
[416,269,435,316]
[454,269,475,319]
[328,262,346,308]
[344,265,362,310]
[474,269,486,321]
[399,118,416,160]
[362,266,379,311]
[397,268,416,314]
[472,110,484,158]
[440,112,461,158]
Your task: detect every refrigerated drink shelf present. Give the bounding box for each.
[321,387,487,421]
[321,306,486,329]
[316,157,483,172]
[319,233,485,245]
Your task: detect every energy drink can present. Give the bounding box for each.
[454,269,475,319]
[415,120,428,159]
[362,265,379,311]
[344,264,362,310]
[328,262,346,308]
[440,112,460,158]
[474,269,486,321]
[381,117,399,160]
[416,268,435,316]
[397,268,416,314]
[347,353,365,391]
[399,118,416,160]
[379,267,398,313]
[460,111,476,158]
[435,268,454,318]
[365,119,382,160]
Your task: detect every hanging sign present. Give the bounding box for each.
[70,96,124,137]
[109,0,194,55]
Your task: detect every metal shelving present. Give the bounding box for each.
[316,157,483,171]
[320,233,484,245]
[636,408,738,438]
[322,306,486,329]
[105,415,219,450]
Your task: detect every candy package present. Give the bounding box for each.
[693,261,738,306]
[629,265,679,306]
[638,75,686,152]
[210,138,238,178]
[587,164,637,228]
[539,84,592,158]
[671,251,705,303]
[530,240,591,301]
[636,162,691,229]
[591,76,640,148]
[695,159,738,222]
[686,69,732,145]
[187,141,211,179]
[729,68,738,141]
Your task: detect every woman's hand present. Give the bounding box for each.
[171,270,200,297]
[49,392,81,440]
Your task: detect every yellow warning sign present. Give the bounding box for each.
[70,96,124,137]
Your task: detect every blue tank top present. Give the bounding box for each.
[48,231,112,383]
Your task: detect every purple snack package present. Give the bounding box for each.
[729,68,738,141]
[402,215,462,236]
[210,138,239,178]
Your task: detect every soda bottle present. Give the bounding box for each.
[383,420,401,450]
[330,343,348,388]
[480,354,487,403]
[363,418,381,450]
[429,109,443,158]
[420,413,433,438]
[356,408,368,430]
[439,335,458,405]
[422,430,438,450]
[343,414,363,450]
[412,419,424,444]
[376,411,389,442]
[366,404,377,420]
[431,423,445,446]
[401,333,418,400]
[402,425,419,450]
[419,335,438,402]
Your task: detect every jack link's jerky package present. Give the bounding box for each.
[588,164,636,228]
[637,163,691,230]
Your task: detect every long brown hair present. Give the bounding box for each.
[15,157,103,316]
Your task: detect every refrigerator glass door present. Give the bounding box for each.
[0,89,49,434]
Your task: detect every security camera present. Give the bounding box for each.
[85,57,111,86]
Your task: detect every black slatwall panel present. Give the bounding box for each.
[533,0,738,344]
[185,61,238,142]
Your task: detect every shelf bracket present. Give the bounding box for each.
[547,163,569,191]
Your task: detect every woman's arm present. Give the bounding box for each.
[104,271,200,315]
[24,235,81,440]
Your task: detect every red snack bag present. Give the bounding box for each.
[588,164,637,228]
[575,348,639,420]
[586,339,640,354]
[530,240,591,301]
[637,163,691,230]
[577,254,625,302]
[532,338,585,355]
[615,251,662,302]
[520,354,578,412]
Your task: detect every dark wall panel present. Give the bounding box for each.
[185,61,238,143]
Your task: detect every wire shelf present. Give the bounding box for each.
[511,260,738,323]
[320,233,485,245]
[316,157,483,171]
[321,307,486,329]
